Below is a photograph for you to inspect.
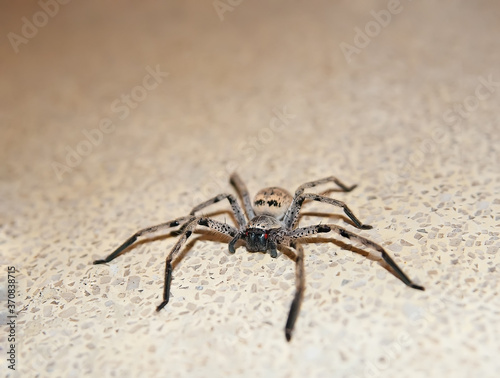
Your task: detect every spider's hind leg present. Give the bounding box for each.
[230,172,256,220]
[284,193,373,230]
[293,176,358,196]
[190,193,247,227]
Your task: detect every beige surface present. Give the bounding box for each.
[1,1,499,377]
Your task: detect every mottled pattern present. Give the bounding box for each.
[253,187,293,220]
[246,214,283,230]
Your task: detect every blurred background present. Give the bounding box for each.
[1,1,499,377]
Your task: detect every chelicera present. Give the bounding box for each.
[94,173,424,341]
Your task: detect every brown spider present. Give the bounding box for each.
[94,173,424,341]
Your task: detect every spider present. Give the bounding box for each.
[94,173,424,341]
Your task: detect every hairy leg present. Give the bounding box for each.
[190,192,247,227]
[289,224,424,291]
[230,172,255,220]
[293,176,357,198]
[156,217,238,311]
[284,193,373,230]
[93,215,193,264]
[284,241,305,341]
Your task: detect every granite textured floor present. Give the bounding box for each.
[1,1,499,377]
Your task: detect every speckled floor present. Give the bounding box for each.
[1,1,499,377]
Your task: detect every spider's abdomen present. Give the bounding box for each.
[253,187,293,220]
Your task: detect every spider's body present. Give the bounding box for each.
[94,173,424,341]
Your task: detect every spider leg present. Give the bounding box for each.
[156,217,238,311]
[230,172,256,220]
[293,176,357,197]
[284,193,373,230]
[284,241,305,342]
[228,231,243,254]
[190,193,247,227]
[289,224,425,291]
[93,215,192,264]
[95,190,246,265]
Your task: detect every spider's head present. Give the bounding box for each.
[244,228,270,252]
[226,215,281,257]
[239,214,282,257]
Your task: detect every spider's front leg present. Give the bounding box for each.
[284,241,305,342]
[93,215,193,265]
[290,224,425,291]
[156,217,198,311]
[156,217,238,311]
[95,191,246,265]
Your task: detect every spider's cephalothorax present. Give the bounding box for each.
[94,173,424,342]
[239,214,282,256]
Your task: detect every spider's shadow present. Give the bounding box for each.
[319,188,356,196]
[129,228,232,269]
[292,236,403,283]
[120,209,237,255]
[296,211,357,228]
